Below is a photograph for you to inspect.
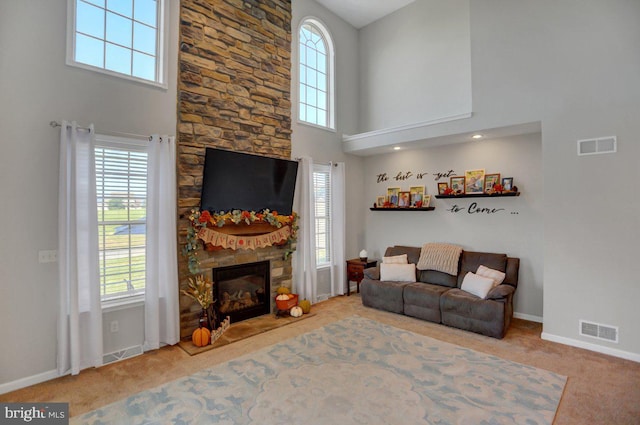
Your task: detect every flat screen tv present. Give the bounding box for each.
[200,148,298,215]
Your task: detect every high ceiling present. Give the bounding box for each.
[314,0,416,29]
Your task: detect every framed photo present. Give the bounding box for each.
[387,187,400,206]
[450,176,465,194]
[376,196,386,207]
[484,173,501,193]
[502,177,513,191]
[422,194,432,208]
[398,191,411,207]
[409,186,425,207]
[438,182,449,195]
[465,169,485,194]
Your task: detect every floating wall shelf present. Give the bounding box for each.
[435,192,520,199]
[370,207,436,211]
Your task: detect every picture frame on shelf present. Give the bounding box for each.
[465,169,485,194]
[398,191,410,207]
[450,176,465,194]
[502,177,514,191]
[387,187,400,206]
[437,182,449,195]
[376,196,386,207]
[484,173,501,193]
[409,185,425,207]
[422,194,432,208]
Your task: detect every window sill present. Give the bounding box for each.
[297,120,337,133]
[316,263,331,271]
[102,294,145,313]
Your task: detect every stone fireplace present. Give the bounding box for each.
[176,0,293,339]
[213,260,270,323]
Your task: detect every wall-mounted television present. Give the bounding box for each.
[200,148,298,215]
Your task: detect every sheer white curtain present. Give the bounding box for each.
[58,120,103,376]
[144,135,179,350]
[293,156,317,302]
[330,162,346,296]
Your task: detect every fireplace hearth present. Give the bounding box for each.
[212,261,270,324]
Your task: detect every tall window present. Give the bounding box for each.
[313,164,331,266]
[299,19,334,129]
[95,137,148,301]
[68,0,166,86]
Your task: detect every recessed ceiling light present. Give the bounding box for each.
[472,134,483,140]
[393,146,401,150]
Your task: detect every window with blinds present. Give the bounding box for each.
[95,138,148,301]
[313,164,331,266]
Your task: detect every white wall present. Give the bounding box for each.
[357,0,640,358]
[291,0,365,297]
[358,0,472,132]
[364,134,543,318]
[0,0,179,388]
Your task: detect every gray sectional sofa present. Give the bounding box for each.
[360,245,520,338]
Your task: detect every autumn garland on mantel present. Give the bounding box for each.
[182,209,298,275]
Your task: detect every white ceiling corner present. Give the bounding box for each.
[314,0,416,29]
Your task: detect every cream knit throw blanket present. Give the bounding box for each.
[416,243,463,276]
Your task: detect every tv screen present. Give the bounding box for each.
[200,148,299,215]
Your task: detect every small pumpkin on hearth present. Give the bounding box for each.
[290,306,303,318]
[299,299,311,314]
[276,294,290,301]
[276,286,291,295]
[192,327,211,347]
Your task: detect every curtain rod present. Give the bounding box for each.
[294,157,338,166]
[49,121,153,141]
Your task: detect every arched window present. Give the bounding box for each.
[298,19,334,129]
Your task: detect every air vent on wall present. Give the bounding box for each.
[102,345,143,365]
[577,136,617,156]
[579,320,618,343]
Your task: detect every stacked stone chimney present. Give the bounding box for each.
[177,0,292,339]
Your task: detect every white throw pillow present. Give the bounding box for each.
[476,265,506,287]
[383,254,409,264]
[460,272,495,299]
[380,263,416,283]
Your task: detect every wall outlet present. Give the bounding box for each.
[110,321,119,333]
[38,250,58,263]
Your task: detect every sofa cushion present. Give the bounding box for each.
[418,270,458,288]
[457,251,507,287]
[384,246,422,266]
[403,282,450,323]
[360,279,408,314]
[440,288,510,338]
[383,254,408,264]
[380,263,416,283]
[460,272,495,299]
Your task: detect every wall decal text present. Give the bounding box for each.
[446,202,508,215]
[376,169,456,183]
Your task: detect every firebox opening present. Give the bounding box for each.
[212,260,270,324]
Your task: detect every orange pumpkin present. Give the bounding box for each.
[192,327,211,347]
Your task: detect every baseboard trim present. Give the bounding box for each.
[513,312,543,323]
[0,369,60,395]
[541,332,640,363]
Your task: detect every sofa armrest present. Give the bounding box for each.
[486,284,515,300]
[363,266,380,280]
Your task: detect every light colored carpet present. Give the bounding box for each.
[72,316,566,424]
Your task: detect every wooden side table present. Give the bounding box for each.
[346,258,378,296]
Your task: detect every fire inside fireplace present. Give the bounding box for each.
[212,260,270,323]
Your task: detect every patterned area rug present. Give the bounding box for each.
[73,316,566,424]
